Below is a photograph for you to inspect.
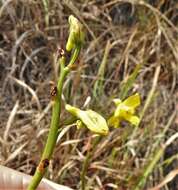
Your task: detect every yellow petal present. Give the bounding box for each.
[124,114,140,126]
[84,110,109,135]
[76,120,85,129]
[123,93,141,109]
[65,104,80,116]
[113,98,122,106]
[108,116,120,128]
[65,104,109,135]
[114,104,134,117]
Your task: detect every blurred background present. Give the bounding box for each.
[0,0,178,189]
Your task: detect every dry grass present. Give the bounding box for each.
[0,0,178,189]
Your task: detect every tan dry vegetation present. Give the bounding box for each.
[0,0,178,189]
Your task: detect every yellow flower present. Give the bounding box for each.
[65,104,109,135]
[108,93,141,128]
[66,15,84,51]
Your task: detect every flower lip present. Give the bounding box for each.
[108,93,141,128]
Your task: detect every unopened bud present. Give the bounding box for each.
[65,104,109,135]
[66,15,84,51]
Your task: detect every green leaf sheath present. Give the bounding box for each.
[27,57,69,190]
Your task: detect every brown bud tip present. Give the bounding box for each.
[50,86,57,98]
[57,47,65,57]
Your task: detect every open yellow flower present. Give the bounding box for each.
[66,15,84,52]
[65,104,109,135]
[108,93,141,128]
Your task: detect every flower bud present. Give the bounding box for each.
[65,104,109,135]
[66,15,84,51]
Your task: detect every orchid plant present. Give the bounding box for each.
[27,15,84,190]
[27,15,141,190]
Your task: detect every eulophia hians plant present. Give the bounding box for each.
[27,15,141,190]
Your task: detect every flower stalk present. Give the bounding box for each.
[27,56,69,190]
[27,15,84,190]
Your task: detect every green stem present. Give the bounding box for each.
[81,136,101,190]
[27,57,69,190]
